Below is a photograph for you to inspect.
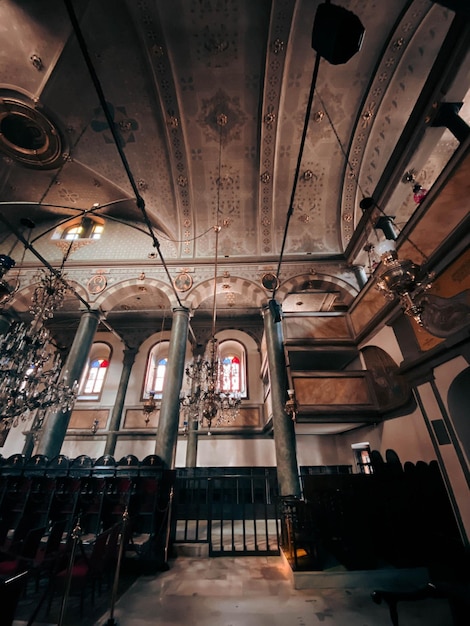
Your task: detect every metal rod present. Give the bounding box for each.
[58,518,82,626]
[272,50,322,299]
[103,510,129,626]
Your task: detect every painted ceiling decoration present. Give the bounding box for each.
[0,0,468,333]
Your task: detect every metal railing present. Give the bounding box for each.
[172,469,280,556]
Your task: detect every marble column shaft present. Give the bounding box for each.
[263,302,301,498]
[104,347,137,456]
[155,307,190,468]
[36,309,100,458]
[185,418,199,467]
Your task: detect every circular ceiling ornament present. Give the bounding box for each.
[0,95,64,168]
[174,272,193,293]
[261,272,280,291]
[87,273,107,295]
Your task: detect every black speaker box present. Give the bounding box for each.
[432,0,470,17]
[312,3,365,65]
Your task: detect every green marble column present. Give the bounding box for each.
[104,347,137,456]
[35,309,101,458]
[263,301,301,497]
[155,306,190,468]
[185,417,199,467]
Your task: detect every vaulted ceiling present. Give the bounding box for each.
[0,0,469,335]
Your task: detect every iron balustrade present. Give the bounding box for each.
[172,468,280,556]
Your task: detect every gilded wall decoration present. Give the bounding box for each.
[412,248,470,351]
[284,316,351,341]
[293,376,372,406]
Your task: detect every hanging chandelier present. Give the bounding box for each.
[0,254,16,304]
[142,391,157,426]
[181,336,241,434]
[180,112,241,433]
[0,260,78,430]
[375,239,434,326]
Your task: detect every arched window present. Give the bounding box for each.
[78,343,111,400]
[218,340,247,397]
[144,341,170,399]
[53,216,104,241]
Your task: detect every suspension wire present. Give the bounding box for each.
[315,90,430,262]
[211,115,226,340]
[63,0,183,307]
[271,50,322,301]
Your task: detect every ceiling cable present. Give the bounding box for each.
[63,0,183,307]
[272,50,322,301]
[211,116,226,339]
[315,91,430,263]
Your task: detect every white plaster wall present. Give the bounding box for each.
[0,418,31,457]
[61,439,106,459]
[296,435,342,468]
[176,437,276,467]
[113,438,158,461]
[295,408,437,472]
[359,323,404,365]
[336,410,437,467]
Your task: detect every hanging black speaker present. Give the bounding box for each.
[431,1,470,17]
[312,3,365,65]
[268,299,282,323]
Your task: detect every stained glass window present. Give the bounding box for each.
[144,343,169,398]
[78,343,111,400]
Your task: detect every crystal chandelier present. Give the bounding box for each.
[0,263,78,430]
[180,112,241,433]
[0,254,16,304]
[181,337,241,434]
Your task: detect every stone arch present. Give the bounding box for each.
[6,276,88,314]
[187,276,266,311]
[97,277,175,312]
[276,272,357,311]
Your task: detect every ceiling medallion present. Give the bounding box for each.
[0,95,64,168]
[87,273,107,295]
[197,89,247,143]
[261,272,280,291]
[174,272,193,293]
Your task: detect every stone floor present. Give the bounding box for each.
[13,554,456,626]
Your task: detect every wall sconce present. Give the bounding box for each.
[143,391,157,426]
[91,419,99,435]
[375,239,433,325]
[285,389,298,421]
[402,170,428,204]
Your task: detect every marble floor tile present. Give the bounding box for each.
[89,555,454,626]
